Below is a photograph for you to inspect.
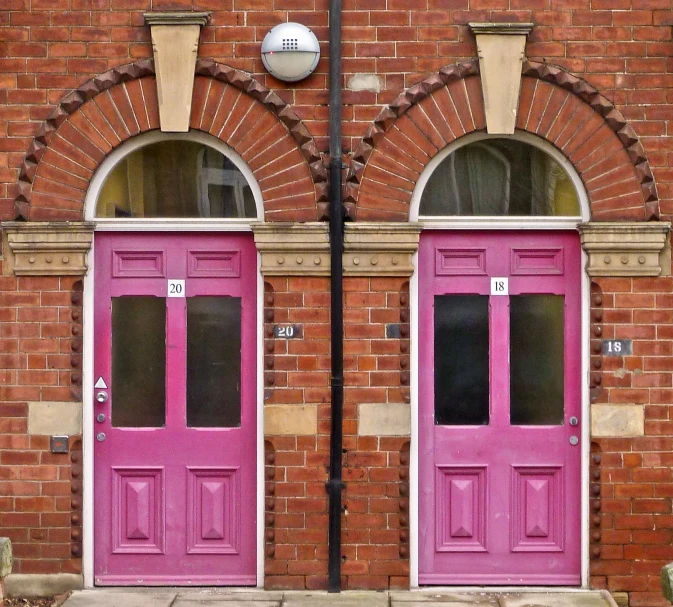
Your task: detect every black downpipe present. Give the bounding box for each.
[326,0,344,593]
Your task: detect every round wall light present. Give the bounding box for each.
[261,23,320,82]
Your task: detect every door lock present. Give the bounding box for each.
[96,391,108,403]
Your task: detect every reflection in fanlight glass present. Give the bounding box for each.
[96,140,257,219]
[419,139,580,217]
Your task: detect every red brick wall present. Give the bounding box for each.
[263,275,331,590]
[0,266,82,574]
[2,2,673,219]
[263,275,411,590]
[2,0,673,599]
[591,276,673,607]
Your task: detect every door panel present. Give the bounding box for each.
[94,233,256,585]
[419,231,581,585]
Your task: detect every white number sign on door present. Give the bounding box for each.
[167,279,185,298]
[490,277,508,295]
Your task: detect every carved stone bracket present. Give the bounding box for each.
[3,222,94,276]
[253,222,330,276]
[469,22,533,135]
[144,12,210,132]
[252,222,421,277]
[579,221,670,277]
[344,223,421,276]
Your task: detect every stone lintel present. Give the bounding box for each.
[264,405,317,436]
[591,404,644,438]
[252,222,421,277]
[469,22,533,135]
[144,12,209,133]
[3,222,94,276]
[579,221,670,277]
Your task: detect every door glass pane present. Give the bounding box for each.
[187,297,241,428]
[112,297,166,427]
[510,295,564,425]
[434,295,489,425]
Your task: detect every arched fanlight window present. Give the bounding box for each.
[419,138,580,217]
[95,140,257,218]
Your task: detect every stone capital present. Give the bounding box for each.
[579,221,670,277]
[252,222,421,277]
[252,222,330,276]
[344,222,421,276]
[3,222,94,276]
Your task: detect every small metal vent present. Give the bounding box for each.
[282,38,299,50]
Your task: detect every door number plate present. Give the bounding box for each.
[168,279,185,298]
[491,277,508,295]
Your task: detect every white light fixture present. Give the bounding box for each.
[261,23,320,82]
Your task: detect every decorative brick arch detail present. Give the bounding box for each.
[347,60,659,222]
[14,59,327,222]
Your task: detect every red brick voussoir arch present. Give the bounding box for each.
[14,59,326,222]
[346,60,659,222]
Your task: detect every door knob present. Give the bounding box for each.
[96,391,108,403]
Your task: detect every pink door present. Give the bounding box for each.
[93,233,257,585]
[419,231,581,585]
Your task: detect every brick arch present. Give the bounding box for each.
[14,59,326,222]
[346,60,659,222]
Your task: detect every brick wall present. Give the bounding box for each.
[262,274,411,590]
[1,2,673,219]
[591,276,673,607]
[2,0,673,599]
[0,265,82,575]
[263,275,331,590]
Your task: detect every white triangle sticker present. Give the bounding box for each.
[94,377,108,389]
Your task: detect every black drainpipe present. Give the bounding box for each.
[326,0,344,592]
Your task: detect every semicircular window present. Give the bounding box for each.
[96,140,257,218]
[419,138,580,217]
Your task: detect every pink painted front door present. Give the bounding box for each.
[419,231,581,585]
[94,233,257,585]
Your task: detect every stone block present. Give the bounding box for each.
[591,404,644,437]
[662,563,673,603]
[358,403,410,436]
[265,405,317,436]
[27,401,82,436]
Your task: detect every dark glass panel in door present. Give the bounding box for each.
[434,295,489,425]
[111,296,166,427]
[510,295,565,425]
[187,297,242,428]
